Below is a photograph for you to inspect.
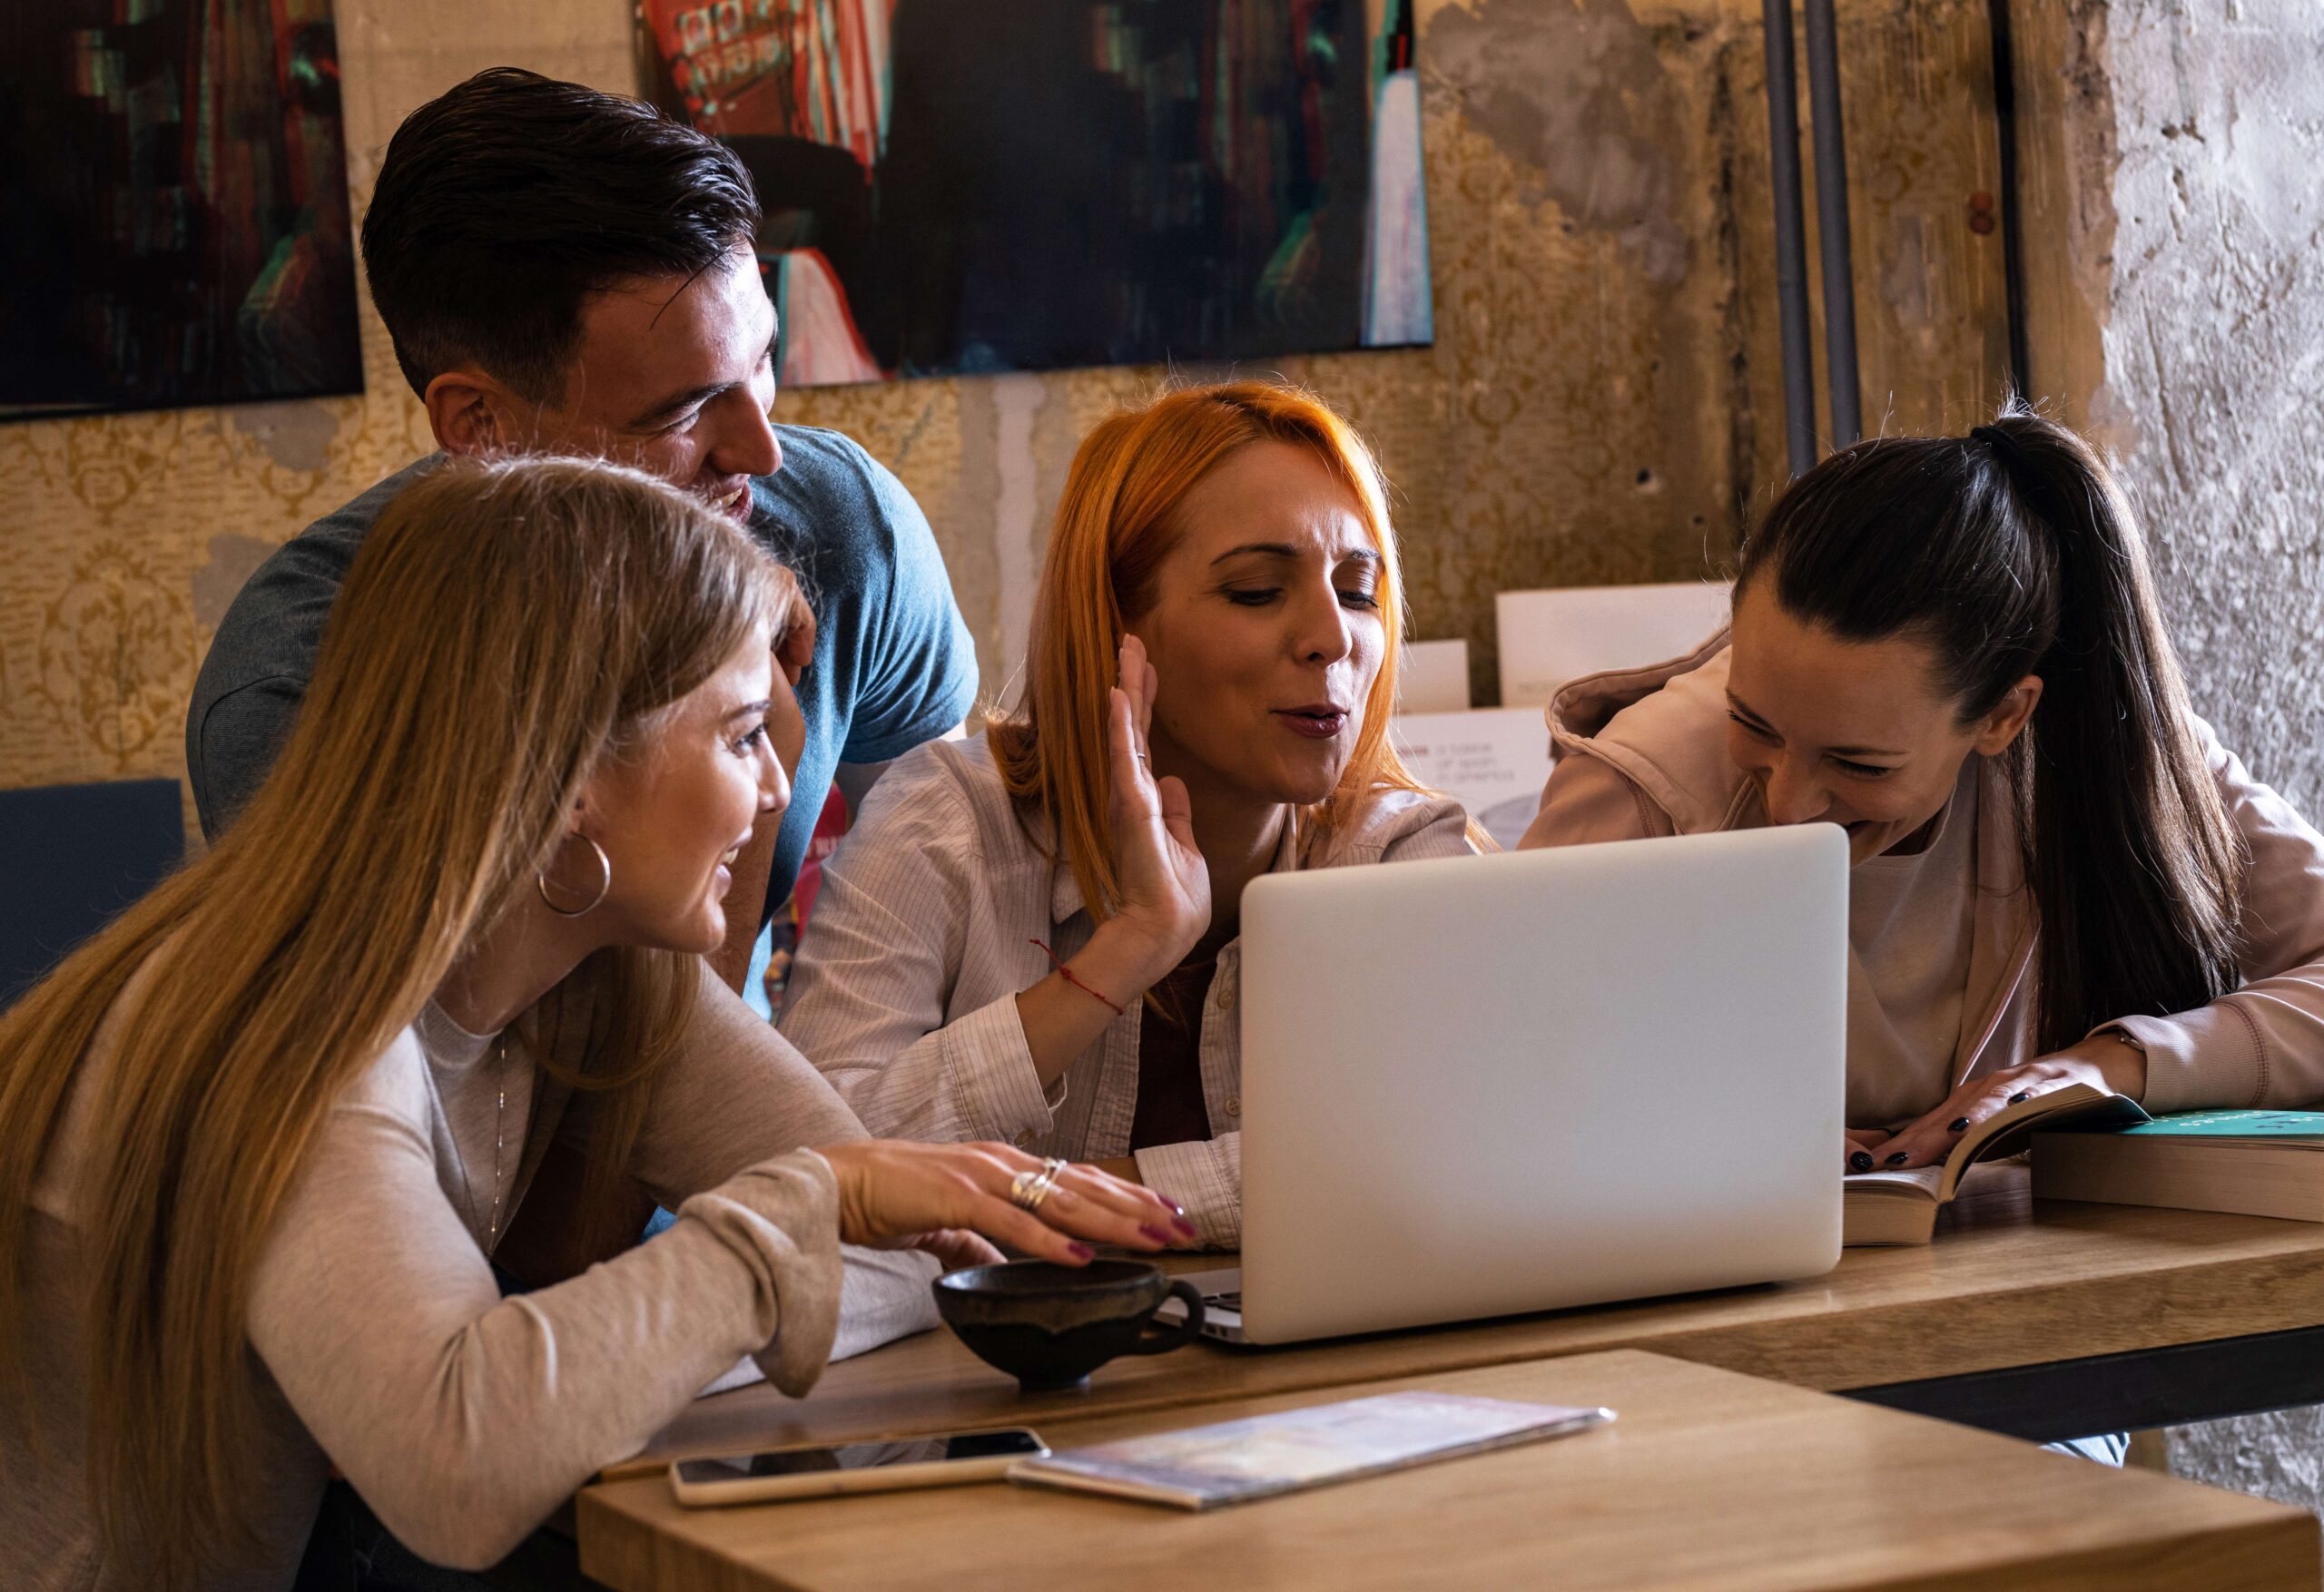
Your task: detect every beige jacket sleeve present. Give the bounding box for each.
[782,764,1059,1145]
[247,1032,844,1572]
[627,968,940,1362]
[2112,725,2324,1112]
[1520,749,1676,849]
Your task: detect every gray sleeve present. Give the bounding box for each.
[628,966,873,1195]
[184,457,435,839]
[187,674,304,840]
[630,967,940,1360]
[246,1037,844,1571]
[836,447,980,764]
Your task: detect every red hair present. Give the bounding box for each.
[987,379,1452,919]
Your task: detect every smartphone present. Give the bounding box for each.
[667,1429,1049,1507]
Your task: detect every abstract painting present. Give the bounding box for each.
[0,0,363,421]
[635,0,1432,387]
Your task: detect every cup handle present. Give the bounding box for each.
[1129,1279,1206,1355]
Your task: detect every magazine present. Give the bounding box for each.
[1007,1391,1612,1510]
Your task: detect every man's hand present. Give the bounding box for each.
[775,588,817,687]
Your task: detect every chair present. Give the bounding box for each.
[0,779,183,1007]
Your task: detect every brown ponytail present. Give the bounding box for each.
[1737,402,2245,1050]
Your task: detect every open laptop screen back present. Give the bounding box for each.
[1236,825,1847,1344]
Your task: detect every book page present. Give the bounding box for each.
[1846,1165,1944,1200]
[1937,1086,2150,1201]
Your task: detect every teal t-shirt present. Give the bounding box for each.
[186,427,979,910]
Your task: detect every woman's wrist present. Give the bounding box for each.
[1082,914,1185,996]
[2092,1028,2149,1100]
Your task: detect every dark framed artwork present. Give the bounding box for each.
[0,0,363,421]
[635,0,1432,387]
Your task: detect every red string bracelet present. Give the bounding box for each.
[1031,939,1127,1017]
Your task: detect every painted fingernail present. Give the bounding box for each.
[1172,1216,1197,1238]
[1139,1224,1173,1244]
[2008,1091,2031,1105]
[1849,1151,1874,1173]
[1948,1117,1970,1133]
[1885,1151,1910,1165]
[1067,1242,1095,1261]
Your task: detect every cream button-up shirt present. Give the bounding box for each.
[780,736,1474,1245]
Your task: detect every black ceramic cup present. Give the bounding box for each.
[932,1259,1207,1391]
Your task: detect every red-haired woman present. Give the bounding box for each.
[781,382,1477,1247]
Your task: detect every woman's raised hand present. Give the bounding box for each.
[1008,634,1210,1092]
[1107,633,1210,977]
[820,1139,1197,1271]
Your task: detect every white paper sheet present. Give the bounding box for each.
[1495,582,1732,707]
[1391,706,1552,850]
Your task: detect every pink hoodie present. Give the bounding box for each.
[1521,633,2324,1122]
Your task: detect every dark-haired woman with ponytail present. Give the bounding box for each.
[1522,408,2324,1179]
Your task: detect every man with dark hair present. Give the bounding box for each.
[189,69,976,984]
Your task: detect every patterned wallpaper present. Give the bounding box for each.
[0,0,2010,843]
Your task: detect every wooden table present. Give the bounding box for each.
[606,1168,2324,1478]
[580,1350,2320,1592]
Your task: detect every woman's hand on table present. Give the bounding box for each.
[1842,1127,1886,1174]
[1844,1036,2146,1172]
[820,1140,1196,1271]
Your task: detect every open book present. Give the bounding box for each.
[1844,1083,2151,1246]
[2033,1109,2324,1222]
[1007,1391,1612,1510]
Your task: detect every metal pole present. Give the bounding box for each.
[1802,0,1861,447]
[1762,0,1817,478]
[1988,0,2034,400]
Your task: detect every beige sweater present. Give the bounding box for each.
[2,961,937,1589]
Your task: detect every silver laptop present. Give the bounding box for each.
[1173,825,1846,1345]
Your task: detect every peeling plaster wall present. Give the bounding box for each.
[0,0,2017,829]
[2021,0,2324,816]
[2020,0,2324,1512]
[2095,0,2324,816]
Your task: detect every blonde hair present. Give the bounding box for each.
[0,456,792,1586]
[988,379,1459,919]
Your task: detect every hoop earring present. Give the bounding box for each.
[537,835,613,918]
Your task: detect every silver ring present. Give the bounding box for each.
[1130,750,1150,762]
[1009,1167,1059,1213]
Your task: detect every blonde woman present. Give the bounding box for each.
[781,382,1477,1247]
[0,459,1171,1590]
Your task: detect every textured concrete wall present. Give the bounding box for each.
[2024,0,2324,1512]
[0,0,2017,830]
[2020,0,2324,813]
[2099,0,2324,816]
